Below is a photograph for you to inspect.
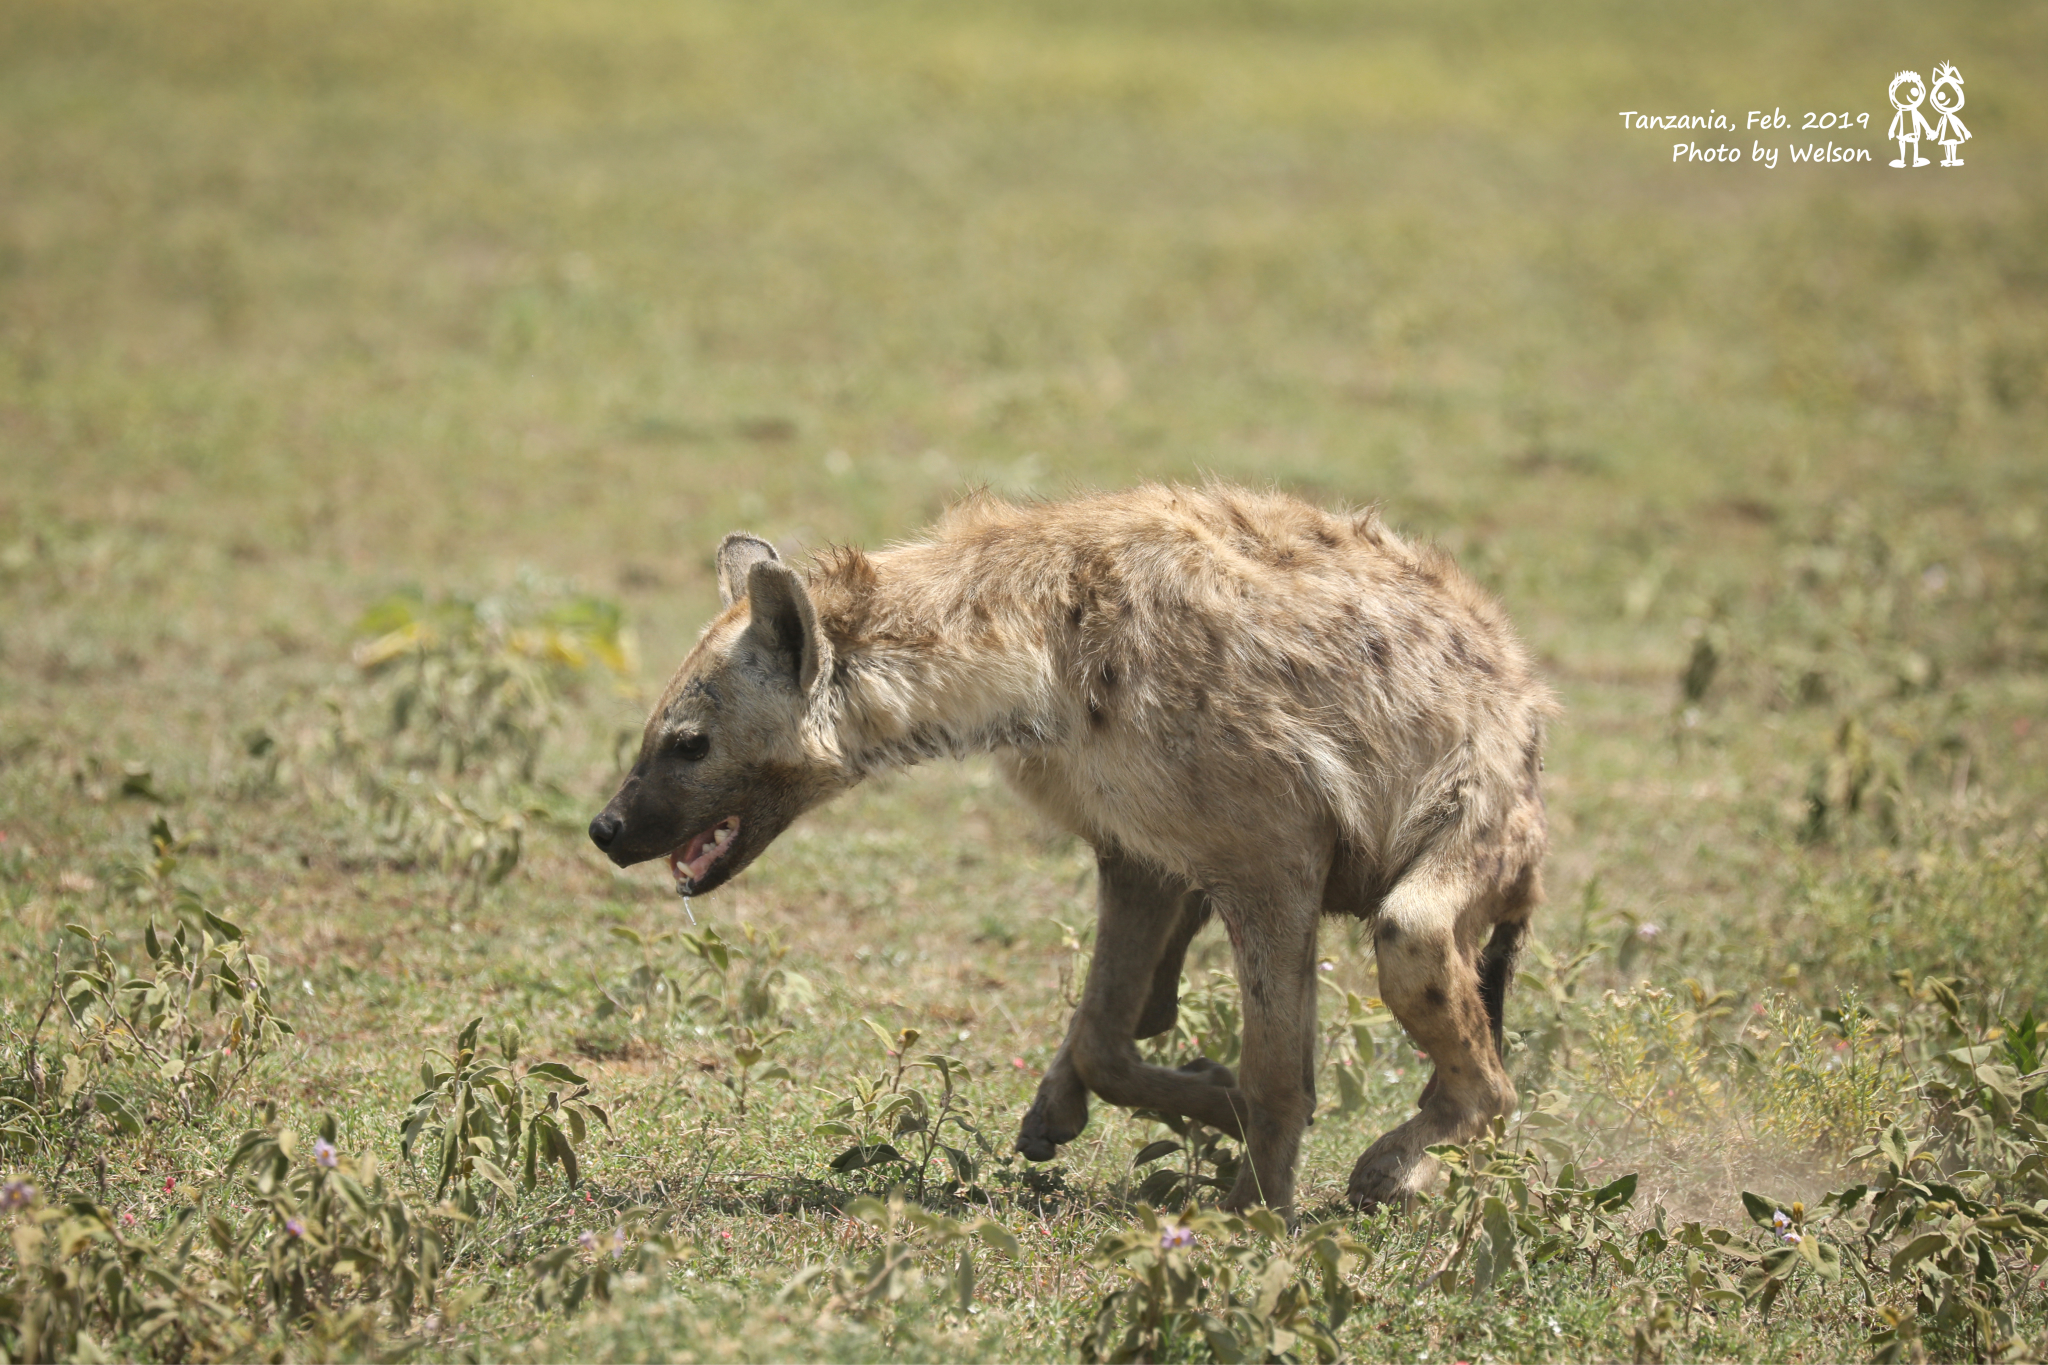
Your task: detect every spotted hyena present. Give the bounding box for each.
[589,485,1553,1214]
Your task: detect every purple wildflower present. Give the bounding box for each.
[285,1217,306,1238]
[1160,1225,1196,1251]
[312,1138,338,1169]
[0,1179,34,1211]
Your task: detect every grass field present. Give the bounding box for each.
[4,1,2047,1360]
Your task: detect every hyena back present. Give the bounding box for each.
[589,484,1553,1213]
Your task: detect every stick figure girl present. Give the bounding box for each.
[1888,70,1934,168]
[1929,62,1969,166]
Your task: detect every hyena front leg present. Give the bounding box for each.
[1216,890,1322,1217]
[1017,854,1239,1162]
[1347,861,1527,1212]
[1136,891,1215,1041]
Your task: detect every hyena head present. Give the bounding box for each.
[587,533,841,896]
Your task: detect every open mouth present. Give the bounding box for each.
[666,816,740,894]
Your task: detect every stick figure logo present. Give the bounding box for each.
[1889,65,1969,170]
[1887,70,1935,168]
[1928,63,1969,167]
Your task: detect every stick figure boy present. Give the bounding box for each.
[1929,62,1969,167]
[1888,70,1935,168]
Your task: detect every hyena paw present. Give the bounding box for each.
[1346,1136,1438,1213]
[1015,1092,1087,1163]
[1175,1057,1237,1089]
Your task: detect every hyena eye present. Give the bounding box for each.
[676,734,710,762]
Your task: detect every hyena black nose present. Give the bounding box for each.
[588,812,622,850]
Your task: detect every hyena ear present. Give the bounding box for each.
[743,559,833,703]
[716,532,779,609]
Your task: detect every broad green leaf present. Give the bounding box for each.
[97,1093,144,1136]
[1132,1139,1184,1167]
[201,909,245,942]
[1593,1173,1639,1211]
[940,1143,979,1185]
[1890,1232,1951,1277]
[861,1017,899,1055]
[1333,1064,1366,1117]
[1134,1168,1184,1205]
[1739,1191,1781,1228]
[545,1120,580,1187]
[469,1155,518,1199]
[830,1143,905,1172]
[1758,1245,1801,1277]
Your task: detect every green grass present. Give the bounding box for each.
[4,0,2048,1360]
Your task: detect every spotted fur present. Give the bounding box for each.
[590,484,1554,1214]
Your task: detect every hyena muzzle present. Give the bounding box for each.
[588,485,1553,1215]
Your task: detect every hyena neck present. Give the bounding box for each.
[807,548,1058,780]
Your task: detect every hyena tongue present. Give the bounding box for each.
[673,817,738,886]
[682,839,721,881]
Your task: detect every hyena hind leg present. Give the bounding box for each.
[1348,864,1534,1211]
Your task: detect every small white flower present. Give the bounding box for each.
[1636,922,1661,942]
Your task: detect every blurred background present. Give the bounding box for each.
[3,0,2041,670]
